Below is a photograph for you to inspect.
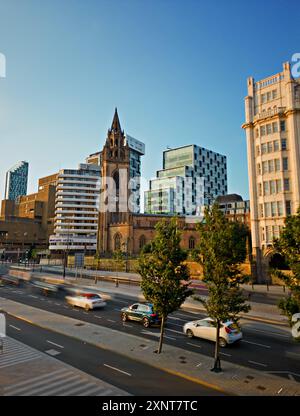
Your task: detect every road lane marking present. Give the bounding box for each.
[244,328,289,339]
[241,340,271,349]
[107,319,116,323]
[29,295,38,299]
[46,340,64,349]
[55,303,61,306]
[187,342,202,348]
[103,364,132,376]
[165,328,183,335]
[93,315,102,319]
[220,352,232,357]
[248,360,267,367]
[141,330,176,340]
[114,308,121,312]
[9,325,21,331]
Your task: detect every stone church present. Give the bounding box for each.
[89,109,199,256]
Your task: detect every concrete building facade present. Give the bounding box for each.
[242,62,300,281]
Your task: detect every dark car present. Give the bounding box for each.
[121,303,161,328]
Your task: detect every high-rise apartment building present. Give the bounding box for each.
[4,161,29,201]
[144,145,227,215]
[242,62,300,281]
[49,164,101,253]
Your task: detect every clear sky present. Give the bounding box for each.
[0,0,300,208]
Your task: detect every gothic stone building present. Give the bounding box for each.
[96,110,200,255]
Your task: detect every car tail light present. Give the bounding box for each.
[225,326,232,334]
[150,314,157,317]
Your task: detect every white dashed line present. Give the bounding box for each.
[103,364,132,376]
[187,342,202,348]
[220,352,232,357]
[107,319,116,323]
[46,340,64,349]
[241,340,271,349]
[248,360,267,367]
[9,325,21,331]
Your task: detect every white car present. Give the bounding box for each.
[65,293,106,311]
[183,317,242,347]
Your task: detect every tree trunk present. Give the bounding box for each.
[157,315,166,354]
[211,320,222,372]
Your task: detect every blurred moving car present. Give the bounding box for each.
[121,303,161,328]
[183,317,242,347]
[65,293,106,311]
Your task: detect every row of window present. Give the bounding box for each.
[256,139,287,156]
[257,157,288,175]
[259,200,291,218]
[258,178,290,196]
[256,120,285,137]
[260,89,277,104]
[261,225,283,243]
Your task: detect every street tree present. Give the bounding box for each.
[138,218,192,354]
[193,204,250,372]
[272,207,300,324]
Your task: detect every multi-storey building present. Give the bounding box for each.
[49,164,100,253]
[144,145,227,215]
[242,61,300,281]
[215,194,250,228]
[4,161,29,201]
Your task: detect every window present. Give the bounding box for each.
[263,181,269,195]
[273,140,279,152]
[114,233,122,251]
[264,202,271,217]
[284,178,290,191]
[267,142,273,153]
[189,236,195,250]
[271,201,277,217]
[280,120,286,132]
[260,125,266,136]
[266,124,272,135]
[281,139,287,150]
[278,201,283,216]
[139,235,146,250]
[268,159,274,172]
[275,159,280,171]
[283,157,288,171]
[272,89,277,99]
[276,179,282,193]
[261,143,267,154]
[270,180,276,194]
[261,94,267,104]
[262,161,268,174]
[267,92,272,101]
[286,200,291,216]
[272,122,278,133]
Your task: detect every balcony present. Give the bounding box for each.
[253,107,286,122]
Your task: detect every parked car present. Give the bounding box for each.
[65,293,106,311]
[183,317,242,347]
[121,303,161,328]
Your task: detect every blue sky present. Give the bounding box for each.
[0,0,300,207]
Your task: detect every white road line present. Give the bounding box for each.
[46,340,64,349]
[114,308,121,312]
[187,342,202,348]
[122,323,133,328]
[103,364,132,376]
[165,328,183,335]
[9,325,21,331]
[245,328,290,339]
[241,339,271,349]
[107,319,116,323]
[220,352,232,357]
[93,315,102,319]
[196,363,202,367]
[55,303,61,306]
[248,360,268,367]
[29,295,38,299]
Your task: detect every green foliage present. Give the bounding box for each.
[273,207,300,314]
[278,296,300,325]
[139,218,192,317]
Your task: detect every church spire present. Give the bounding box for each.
[111,108,122,132]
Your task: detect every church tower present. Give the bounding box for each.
[98,109,133,254]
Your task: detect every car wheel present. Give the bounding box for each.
[121,313,128,322]
[143,317,150,328]
[219,337,227,348]
[186,329,194,338]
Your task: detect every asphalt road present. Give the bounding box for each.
[1,282,300,384]
[4,314,221,396]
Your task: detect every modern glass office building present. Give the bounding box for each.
[4,161,29,201]
[145,145,227,215]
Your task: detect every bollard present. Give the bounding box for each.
[115,278,119,287]
[283,285,286,292]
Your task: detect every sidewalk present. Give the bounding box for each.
[34,272,289,325]
[1,297,299,396]
[0,335,128,396]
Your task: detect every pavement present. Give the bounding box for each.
[1,296,299,396]
[0,335,129,396]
